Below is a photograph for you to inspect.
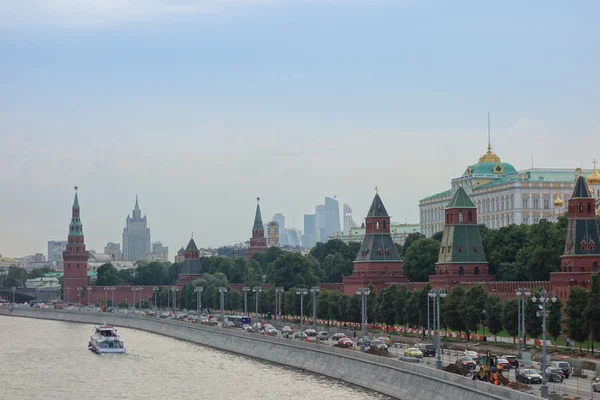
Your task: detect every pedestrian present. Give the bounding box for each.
[353,330,356,339]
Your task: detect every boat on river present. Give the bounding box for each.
[88,325,126,354]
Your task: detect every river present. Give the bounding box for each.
[1,318,390,400]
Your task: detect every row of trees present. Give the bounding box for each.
[1,266,55,288]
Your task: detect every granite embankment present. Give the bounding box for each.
[0,308,539,400]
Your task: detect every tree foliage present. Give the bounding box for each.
[402,237,440,281]
[566,286,590,351]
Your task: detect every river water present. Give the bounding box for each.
[1,318,390,400]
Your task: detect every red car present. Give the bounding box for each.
[338,338,353,348]
[456,356,477,370]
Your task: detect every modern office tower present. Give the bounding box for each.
[324,196,341,241]
[273,213,285,232]
[343,203,358,231]
[302,214,317,249]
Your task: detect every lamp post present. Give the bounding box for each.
[87,287,92,308]
[131,287,136,310]
[110,287,116,308]
[427,292,431,341]
[253,286,262,318]
[35,288,40,303]
[481,309,486,339]
[276,287,283,323]
[243,286,250,315]
[515,288,531,357]
[531,290,557,399]
[104,287,109,307]
[219,287,227,324]
[194,287,203,315]
[76,287,83,306]
[11,286,16,304]
[356,287,371,352]
[428,288,447,370]
[296,288,308,337]
[310,287,319,330]
[152,287,159,309]
[65,287,71,304]
[171,287,178,311]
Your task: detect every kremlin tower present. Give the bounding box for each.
[245,197,268,261]
[431,184,493,286]
[63,187,89,303]
[342,189,406,295]
[176,236,203,287]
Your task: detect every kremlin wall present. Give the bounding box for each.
[63,164,600,306]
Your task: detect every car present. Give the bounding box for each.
[501,355,519,369]
[464,351,480,362]
[516,369,542,384]
[417,343,436,357]
[304,329,318,338]
[377,337,391,345]
[331,333,347,341]
[593,377,600,392]
[357,338,371,347]
[371,340,388,351]
[242,324,255,332]
[404,348,423,358]
[544,368,564,383]
[317,331,330,341]
[455,356,477,370]
[282,326,294,334]
[265,327,278,335]
[548,361,571,378]
[223,321,235,328]
[338,338,353,348]
[497,358,511,371]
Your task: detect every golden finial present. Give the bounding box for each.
[375,186,379,195]
[457,181,463,187]
[587,158,600,185]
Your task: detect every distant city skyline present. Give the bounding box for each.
[1,1,599,256]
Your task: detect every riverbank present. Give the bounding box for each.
[0,307,538,400]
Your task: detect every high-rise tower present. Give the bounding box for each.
[63,187,89,303]
[431,184,493,285]
[122,195,151,261]
[246,197,268,261]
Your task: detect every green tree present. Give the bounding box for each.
[327,291,343,322]
[547,296,563,350]
[404,292,419,327]
[517,219,563,281]
[461,285,488,340]
[566,286,590,352]
[501,299,519,340]
[394,285,410,326]
[585,274,600,349]
[226,290,241,311]
[484,224,530,277]
[96,263,123,286]
[416,284,432,328]
[485,296,503,342]
[398,232,425,257]
[376,285,398,326]
[317,290,331,320]
[321,253,353,283]
[524,295,543,339]
[402,237,440,281]
[496,262,528,281]
[267,252,319,289]
[443,286,466,334]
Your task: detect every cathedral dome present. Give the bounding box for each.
[553,195,564,207]
[587,167,600,185]
[464,144,517,177]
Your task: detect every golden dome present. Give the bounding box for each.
[553,195,564,207]
[587,168,600,185]
[478,144,501,163]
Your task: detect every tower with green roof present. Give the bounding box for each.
[246,197,268,261]
[176,237,203,287]
[432,185,493,285]
[63,187,90,304]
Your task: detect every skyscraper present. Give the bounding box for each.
[267,221,280,247]
[273,213,285,232]
[47,240,67,267]
[324,196,341,240]
[343,203,358,231]
[315,205,326,243]
[122,195,151,261]
[303,213,317,248]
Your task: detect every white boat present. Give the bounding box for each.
[88,324,126,354]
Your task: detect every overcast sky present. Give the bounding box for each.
[1,0,599,258]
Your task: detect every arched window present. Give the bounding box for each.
[458,266,465,276]
[468,210,473,222]
[474,266,480,275]
[458,211,464,223]
[383,220,387,229]
[580,203,584,213]
[588,203,592,213]
[376,221,380,230]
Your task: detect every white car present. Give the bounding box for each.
[594,377,600,392]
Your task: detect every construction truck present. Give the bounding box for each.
[476,351,502,384]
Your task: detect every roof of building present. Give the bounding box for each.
[421,189,452,202]
[588,167,600,185]
[437,225,487,263]
[69,193,84,237]
[185,238,199,252]
[366,193,389,218]
[180,259,203,276]
[446,186,476,209]
[573,174,593,198]
[467,161,517,177]
[253,203,264,231]
[331,224,420,239]
[355,234,402,262]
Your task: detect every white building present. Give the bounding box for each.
[419,145,600,237]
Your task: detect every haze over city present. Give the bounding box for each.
[1,0,599,257]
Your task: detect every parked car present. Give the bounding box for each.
[501,355,519,369]
[265,327,278,335]
[463,351,480,363]
[304,329,318,338]
[544,368,564,383]
[404,347,423,358]
[242,324,255,332]
[377,337,391,345]
[497,358,511,371]
[455,356,477,370]
[317,331,330,341]
[338,338,353,348]
[593,377,600,392]
[282,326,294,334]
[516,369,542,384]
[416,343,436,357]
[371,340,388,351]
[357,338,371,347]
[548,361,571,378]
[331,333,347,341]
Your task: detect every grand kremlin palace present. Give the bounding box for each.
[419,144,600,237]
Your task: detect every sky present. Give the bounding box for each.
[1,0,599,258]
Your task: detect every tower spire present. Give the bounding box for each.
[487,110,491,151]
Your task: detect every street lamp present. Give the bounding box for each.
[131,287,136,309]
[276,287,284,324]
[427,291,431,341]
[356,287,371,352]
[515,288,531,357]
[153,287,159,310]
[428,288,447,370]
[253,286,262,317]
[87,287,93,308]
[296,288,308,337]
[11,286,16,304]
[243,286,250,315]
[35,288,40,303]
[104,287,110,307]
[310,287,319,330]
[171,287,178,311]
[194,287,203,315]
[531,290,557,399]
[219,287,227,324]
[109,287,116,308]
[76,287,83,306]
[65,287,71,304]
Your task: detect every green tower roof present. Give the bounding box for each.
[366,193,389,218]
[446,186,476,209]
[253,203,263,230]
[572,174,592,198]
[185,238,198,252]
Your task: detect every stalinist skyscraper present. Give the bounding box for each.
[122,195,151,261]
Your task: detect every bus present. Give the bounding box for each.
[227,315,252,328]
